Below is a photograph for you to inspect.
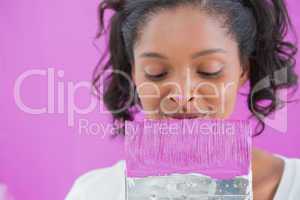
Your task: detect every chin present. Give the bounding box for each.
[160,114,212,120]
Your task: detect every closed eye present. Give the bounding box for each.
[145,71,168,81]
[197,70,222,78]
[145,70,222,81]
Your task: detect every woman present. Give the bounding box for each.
[66,0,300,199]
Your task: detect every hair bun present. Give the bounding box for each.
[104,0,125,12]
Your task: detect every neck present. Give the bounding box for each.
[251,147,284,199]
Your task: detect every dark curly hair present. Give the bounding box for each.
[93,0,298,136]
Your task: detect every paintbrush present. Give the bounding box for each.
[125,118,253,200]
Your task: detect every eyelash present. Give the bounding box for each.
[145,70,222,81]
[145,71,168,81]
[197,70,222,78]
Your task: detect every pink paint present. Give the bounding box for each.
[125,119,252,179]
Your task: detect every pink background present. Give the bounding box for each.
[0,0,299,199]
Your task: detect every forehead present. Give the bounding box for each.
[134,6,237,59]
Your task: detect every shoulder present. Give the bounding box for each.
[274,155,300,200]
[65,160,126,200]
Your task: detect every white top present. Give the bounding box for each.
[65,156,300,200]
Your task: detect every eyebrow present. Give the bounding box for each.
[139,48,227,60]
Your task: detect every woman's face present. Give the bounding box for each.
[132,6,248,120]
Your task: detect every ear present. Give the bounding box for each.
[238,62,249,88]
[131,65,136,84]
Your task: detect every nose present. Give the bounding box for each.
[162,67,200,114]
[167,93,195,113]
[166,75,196,113]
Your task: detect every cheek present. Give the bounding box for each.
[218,70,243,117]
[215,66,243,117]
[218,81,239,118]
[193,81,238,117]
[135,78,162,113]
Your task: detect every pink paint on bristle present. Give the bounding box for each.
[125,118,252,180]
